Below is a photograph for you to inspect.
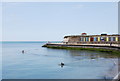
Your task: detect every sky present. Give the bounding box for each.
[2,2,118,41]
[1,0,120,2]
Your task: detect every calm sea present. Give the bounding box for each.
[1,41,119,79]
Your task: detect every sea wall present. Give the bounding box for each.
[42,43,120,55]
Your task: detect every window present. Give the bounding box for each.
[113,37,116,41]
[118,36,120,41]
[109,37,111,41]
[94,37,96,41]
[103,37,106,41]
[80,37,84,41]
[100,37,104,41]
[86,37,89,41]
[111,37,113,41]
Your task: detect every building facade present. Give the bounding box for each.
[63,33,120,44]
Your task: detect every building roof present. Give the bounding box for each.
[64,34,120,38]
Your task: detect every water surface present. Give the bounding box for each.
[2,41,119,79]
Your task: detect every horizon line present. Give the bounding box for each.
[0,40,62,42]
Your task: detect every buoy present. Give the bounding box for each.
[61,62,64,66]
[22,50,24,54]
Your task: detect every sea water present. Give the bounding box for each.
[1,41,119,79]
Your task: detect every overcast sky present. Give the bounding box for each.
[2,2,118,41]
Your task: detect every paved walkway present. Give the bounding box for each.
[49,43,120,47]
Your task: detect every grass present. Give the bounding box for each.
[42,45,120,56]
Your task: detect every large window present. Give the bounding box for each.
[103,37,106,41]
[86,37,89,41]
[111,37,113,41]
[118,36,120,41]
[109,37,111,41]
[96,37,98,41]
[80,37,84,41]
[94,37,96,41]
[113,37,116,41]
[100,37,104,41]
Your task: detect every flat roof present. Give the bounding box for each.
[64,34,120,38]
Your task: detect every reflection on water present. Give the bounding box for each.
[68,50,118,59]
[2,42,119,79]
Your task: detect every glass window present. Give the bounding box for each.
[100,37,104,41]
[94,37,96,41]
[109,37,111,41]
[118,36,120,41]
[86,37,89,41]
[113,37,116,41]
[80,37,84,41]
[111,37,113,41]
[103,37,106,41]
[96,37,98,41]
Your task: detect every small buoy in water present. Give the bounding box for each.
[60,62,64,68]
[61,62,64,66]
[58,62,65,68]
[22,50,25,54]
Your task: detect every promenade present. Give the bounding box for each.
[46,43,120,48]
[42,43,120,53]
[47,43,120,47]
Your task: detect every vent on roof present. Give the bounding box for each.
[101,34,107,35]
[81,33,87,36]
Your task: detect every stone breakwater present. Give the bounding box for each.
[42,43,120,55]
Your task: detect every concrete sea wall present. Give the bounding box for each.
[42,43,120,55]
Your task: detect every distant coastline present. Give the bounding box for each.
[1,41,62,43]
